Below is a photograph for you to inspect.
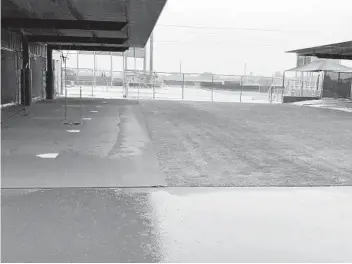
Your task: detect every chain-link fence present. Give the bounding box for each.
[283,72,323,99]
[60,67,284,104]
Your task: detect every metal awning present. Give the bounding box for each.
[286,60,352,73]
[287,41,352,60]
[1,0,167,51]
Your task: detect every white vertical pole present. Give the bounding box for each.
[92,51,96,97]
[64,57,68,123]
[182,74,185,100]
[110,52,113,90]
[76,51,79,88]
[240,76,243,103]
[79,85,82,121]
[134,48,139,98]
[122,52,126,97]
[211,74,214,101]
[143,47,147,73]
[149,32,154,78]
[180,60,182,76]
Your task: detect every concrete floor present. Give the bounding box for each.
[1,98,165,188]
[2,187,352,262]
[2,98,352,262]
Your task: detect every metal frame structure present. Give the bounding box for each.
[287,41,352,60]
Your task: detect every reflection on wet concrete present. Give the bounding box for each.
[2,187,352,262]
[149,187,352,263]
[1,188,161,263]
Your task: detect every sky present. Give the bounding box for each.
[63,0,352,77]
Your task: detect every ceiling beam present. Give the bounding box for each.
[64,0,97,39]
[49,44,128,52]
[2,18,127,31]
[27,35,127,45]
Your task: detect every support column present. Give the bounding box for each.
[110,52,113,88]
[143,47,147,73]
[21,36,32,106]
[77,50,79,86]
[149,32,154,78]
[124,53,128,71]
[46,46,54,100]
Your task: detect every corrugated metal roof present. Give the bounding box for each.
[287,41,352,60]
[286,60,352,73]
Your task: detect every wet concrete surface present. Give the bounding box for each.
[292,98,352,113]
[2,187,352,262]
[1,99,165,188]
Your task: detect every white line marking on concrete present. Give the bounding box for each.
[66,129,80,133]
[36,153,59,159]
[82,117,92,121]
[102,101,107,104]
[90,110,99,113]
[96,105,103,108]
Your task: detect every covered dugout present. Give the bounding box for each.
[284,41,352,102]
[284,60,352,100]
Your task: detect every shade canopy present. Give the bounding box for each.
[286,60,352,73]
[287,40,352,60]
[1,0,167,51]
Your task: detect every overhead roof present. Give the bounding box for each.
[286,59,352,73]
[1,0,167,52]
[287,40,352,60]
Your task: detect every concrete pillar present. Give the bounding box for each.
[21,36,32,106]
[46,46,54,100]
[143,47,147,73]
[149,32,154,78]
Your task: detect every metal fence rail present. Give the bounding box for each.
[61,67,284,104]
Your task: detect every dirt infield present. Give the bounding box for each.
[141,100,352,187]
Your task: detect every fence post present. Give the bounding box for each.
[79,86,82,120]
[240,76,243,103]
[91,70,94,97]
[182,73,185,100]
[270,84,273,104]
[152,74,155,99]
[64,58,68,123]
[211,74,214,101]
[92,51,96,97]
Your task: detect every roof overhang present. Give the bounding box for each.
[1,0,167,51]
[287,41,352,60]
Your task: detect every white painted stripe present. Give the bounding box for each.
[82,117,92,121]
[36,153,59,159]
[66,130,80,133]
[96,105,103,108]
[90,110,99,113]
